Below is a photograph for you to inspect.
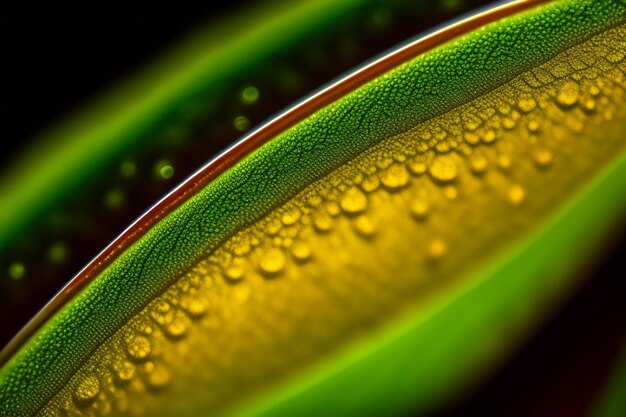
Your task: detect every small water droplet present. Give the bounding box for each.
[556,81,580,107]
[428,239,447,260]
[380,164,410,190]
[340,187,368,214]
[581,98,596,112]
[8,262,25,279]
[313,212,333,233]
[324,201,341,217]
[234,115,250,131]
[429,156,458,183]
[224,265,245,282]
[407,158,427,175]
[469,155,488,175]
[410,199,429,220]
[281,207,301,225]
[444,186,458,200]
[126,335,151,361]
[260,248,287,276]
[533,149,554,168]
[354,215,376,238]
[463,132,480,145]
[181,298,207,319]
[291,241,312,262]
[241,86,260,105]
[74,375,100,404]
[527,120,540,133]
[361,175,380,192]
[508,185,526,206]
[481,129,496,144]
[146,365,171,391]
[498,155,512,171]
[164,314,189,340]
[517,98,537,113]
[113,361,136,385]
[155,159,174,180]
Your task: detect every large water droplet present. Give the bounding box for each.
[380,164,409,190]
[74,375,100,405]
[260,248,287,276]
[340,187,368,214]
[556,81,580,107]
[429,156,457,183]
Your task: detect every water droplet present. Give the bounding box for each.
[533,149,554,168]
[181,298,207,319]
[481,130,496,144]
[147,365,171,391]
[469,155,488,175]
[429,156,457,183]
[113,361,136,385]
[380,164,410,190]
[9,262,25,279]
[361,175,380,192]
[324,201,341,217]
[502,117,517,130]
[155,160,174,180]
[266,218,282,236]
[354,215,376,238]
[164,314,189,340]
[444,186,458,200]
[313,212,333,233]
[340,187,368,214]
[241,86,260,105]
[224,265,244,282]
[407,158,427,175]
[234,115,250,131]
[410,199,429,220]
[498,155,512,171]
[74,375,100,404]
[126,335,151,361]
[527,120,540,133]
[281,207,301,225]
[517,98,537,113]
[581,98,596,112]
[508,185,526,206]
[291,241,311,262]
[260,248,287,276]
[556,81,580,107]
[427,239,447,259]
[463,132,480,145]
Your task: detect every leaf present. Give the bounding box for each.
[1,0,625,416]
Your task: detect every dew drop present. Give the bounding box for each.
[259,248,287,276]
[429,156,458,183]
[581,98,596,112]
[164,314,189,340]
[527,120,540,133]
[74,375,100,405]
[380,163,410,190]
[517,97,537,113]
[508,185,526,206]
[281,207,301,225]
[147,365,171,391]
[234,115,250,131]
[354,215,377,238]
[291,241,312,262]
[469,154,488,175]
[556,81,580,107]
[427,239,447,260]
[533,149,554,168]
[407,158,427,175]
[498,155,512,171]
[126,335,151,361]
[9,262,25,279]
[410,199,429,220]
[113,361,136,385]
[481,129,496,144]
[444,186,458,200]
[340,187,368,214]
[241,86,260,105]
[224,265,245,282]
[313,212,333,233]
[361,175,380,192]
[181,298,207,319]
[463,132,480,145]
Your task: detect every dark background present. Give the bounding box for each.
[0,0,252,164]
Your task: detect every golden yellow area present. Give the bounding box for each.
[41,25,626,416]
